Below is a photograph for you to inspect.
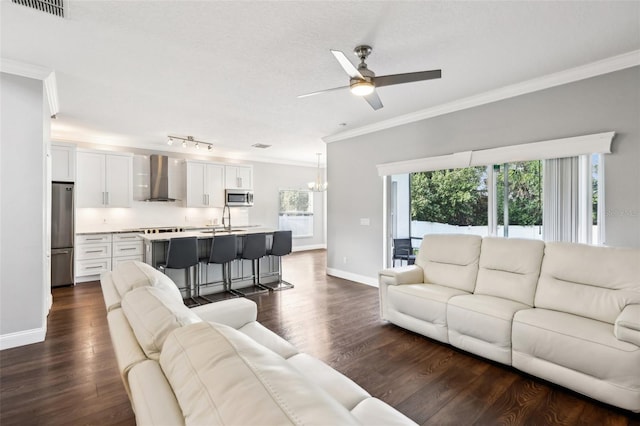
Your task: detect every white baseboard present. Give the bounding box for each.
[75,275,100,283]
[326,268,378,287]
[0,327,46,350]
[292,244,326,252]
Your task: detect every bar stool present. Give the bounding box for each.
[200,234,242,301]
[262,231,294,291]
[157,236,200,306]
[235,233,269,296]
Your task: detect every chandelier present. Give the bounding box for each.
[308,153,328,192]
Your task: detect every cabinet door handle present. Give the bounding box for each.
[237,177,241,188]
[106,192,109,205]
[86,265,103,270]
[120,236,137,239]
[86,238,102,241]
[203,194,206,205]
[120,248,138,251]
[85,249,104,253]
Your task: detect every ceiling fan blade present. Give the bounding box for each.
[297,85,349,98]
[330,49,364,79]
[364,91,383,110]
[374,70,442,88]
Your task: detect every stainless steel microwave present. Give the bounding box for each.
[225,189,254,207]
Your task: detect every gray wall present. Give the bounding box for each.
[328,67,640,282]
[1,73,47,341]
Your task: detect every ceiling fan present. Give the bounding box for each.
[298,45,441,110]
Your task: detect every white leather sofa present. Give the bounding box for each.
[101,260,416,425]
[379,234,640,412]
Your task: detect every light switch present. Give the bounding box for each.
[360,218,370,226]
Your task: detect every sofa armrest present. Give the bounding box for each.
[128,360,185,426]
[190,298,257,329]
[615,304,640,346]
[100,272,122,312]
[379,265,424,286]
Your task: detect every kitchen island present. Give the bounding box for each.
[141,227,281,298]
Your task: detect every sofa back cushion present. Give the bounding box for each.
[535,242,640,324]
[111,260,182,302]
[160,322,359,426]
[121,286,201,360]
[474,237,545,305]
[416,234,482,292]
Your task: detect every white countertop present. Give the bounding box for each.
[140,227,276,242]
[75,224,263,235]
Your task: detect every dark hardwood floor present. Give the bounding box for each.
[1,250,638,425]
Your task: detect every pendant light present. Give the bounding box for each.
[308,153,328,192]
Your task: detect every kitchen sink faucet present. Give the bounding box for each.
[222,205,231,231]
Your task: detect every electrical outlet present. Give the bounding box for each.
[103,218,107,224]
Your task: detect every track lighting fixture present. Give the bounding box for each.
[167,135,214,152]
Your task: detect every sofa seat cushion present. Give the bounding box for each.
[160,322,359,426]
[513,308,640,390]
[111,260,183,302]
[447,294,529,364]
[388,283,469,326]
[121,286,201,360]
[287,353,370,410]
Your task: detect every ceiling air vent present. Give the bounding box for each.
[252,143,271,149]
[12,0,64,17]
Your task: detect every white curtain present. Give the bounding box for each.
[543,156,591,243]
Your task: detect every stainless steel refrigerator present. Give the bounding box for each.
[51,182,74,287]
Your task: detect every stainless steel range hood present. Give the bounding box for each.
[146,154,176,202]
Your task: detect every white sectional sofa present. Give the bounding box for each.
[379,234,640,412]
[101,260,416,425]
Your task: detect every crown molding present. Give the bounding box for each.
[324,49,640,144]
[1,57,51,80]
[1,57,60,116]
[51,137,322,168]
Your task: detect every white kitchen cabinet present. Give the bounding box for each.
[51,143,76,182]
[225,165,252,190]
[112,232,143,266]
[76,233,112,280]
[76,150,133,208]
[186,161,225,207]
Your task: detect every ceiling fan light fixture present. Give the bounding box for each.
[350,80,375,96]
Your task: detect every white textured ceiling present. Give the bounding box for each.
[2,1,639,166]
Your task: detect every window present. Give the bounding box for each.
[279,190,313,238]
[401,156,600,247]
[410,167,488,241]
[494,160,543,239]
